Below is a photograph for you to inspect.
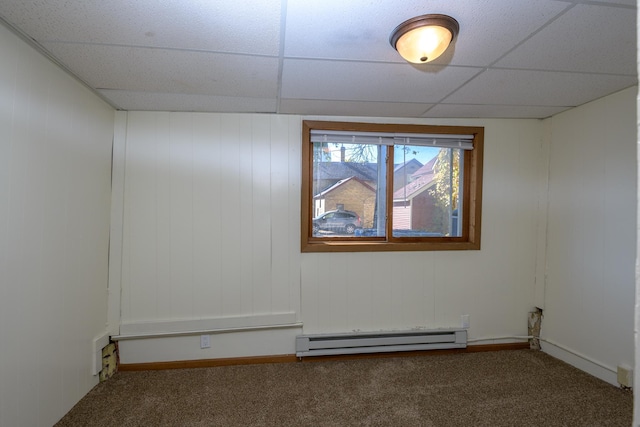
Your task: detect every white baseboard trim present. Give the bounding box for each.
[541,339,618,387]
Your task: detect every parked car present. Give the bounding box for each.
[312,209,362,234]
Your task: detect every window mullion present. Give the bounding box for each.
[386,145,394,241]
[375,144,388,237]
[457,150,465,237]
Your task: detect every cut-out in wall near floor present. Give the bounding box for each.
[99,342,118,382]
[528,308,542,350]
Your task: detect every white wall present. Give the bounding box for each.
[0,24,114,426]
[542,87,637,385]
[115,112,547,363]
[114,112,303,362]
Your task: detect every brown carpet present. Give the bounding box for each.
[56,350,632,426]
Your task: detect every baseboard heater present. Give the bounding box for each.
[295,329,467,358]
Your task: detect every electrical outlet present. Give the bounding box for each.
[461,314,470,329]
[200,335,211,349]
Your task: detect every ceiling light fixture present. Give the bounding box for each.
[389,14,459,64]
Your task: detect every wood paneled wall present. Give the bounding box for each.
[119,113,302,324]
[116,113,547,363]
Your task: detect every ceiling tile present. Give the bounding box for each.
[99,90,277,113]
[42,43,280,98]
[425,104,571,119]
[444,68,637,107]
[431,0,571,67]
[284,0,569,66]
[0,0,636,118]
[590,0,635,5]
[0,0,282,55]
[279,99,433,117]
[281,59,482,103]
[495,3,636,75]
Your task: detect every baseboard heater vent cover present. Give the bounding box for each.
[295,329,467,357]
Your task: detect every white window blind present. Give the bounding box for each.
[310,129,474,150]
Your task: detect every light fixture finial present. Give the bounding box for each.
[390,14,459,64]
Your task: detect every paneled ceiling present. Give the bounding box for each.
[0,0,636,119]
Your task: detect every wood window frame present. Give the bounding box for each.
[301,120,484,252]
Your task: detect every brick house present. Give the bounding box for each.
[313,177,376,228]
[313,157,432,231]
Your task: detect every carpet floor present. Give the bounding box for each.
[56,349,632,426]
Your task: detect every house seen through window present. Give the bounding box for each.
[301,121,484,252]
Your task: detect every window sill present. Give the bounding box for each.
[301,239,480,253]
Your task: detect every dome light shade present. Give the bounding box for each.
[390,14,459,64]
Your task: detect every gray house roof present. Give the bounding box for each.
[316,158,424,182]
[314,162,378,181]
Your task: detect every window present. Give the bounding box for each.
[301,121,484,252]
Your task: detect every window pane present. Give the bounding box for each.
[312,142,387,238]
[392,145,462,237]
